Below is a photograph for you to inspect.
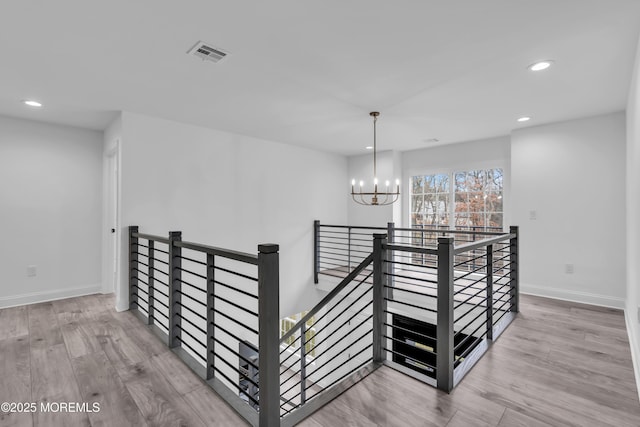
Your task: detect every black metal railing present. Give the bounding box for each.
[129,222,519,426]
[129,226,280,427]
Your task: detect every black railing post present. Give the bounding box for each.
[168,231,182,349]
[258,243,280,427]
[509,226,519,313]
[300,323,307,405]
[387,222,395,292]
[486,244,493,340]
[436,236,454,393]
[129,226,139,311]
[314,220,320,284]
[372,233,388,364]
[147,240,155,325]
[206,253,215,380]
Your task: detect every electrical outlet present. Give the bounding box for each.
[529,210,537,220]
[27,265,37,277]
[565,264,574,274]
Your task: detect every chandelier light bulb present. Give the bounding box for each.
[359,180,364,187]
[351,179,356,186]
[374,178,378,185]
[385,180,390,187]
[395,179,400,186]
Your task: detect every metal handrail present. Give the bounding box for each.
[279,253,374,344]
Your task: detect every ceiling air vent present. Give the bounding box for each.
[187,41,229,63]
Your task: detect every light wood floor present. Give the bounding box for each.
[0,294,639,426]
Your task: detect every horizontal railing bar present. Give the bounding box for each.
[320,224,386,231]
[492,305,513,325]
[453,263,488,282]
[454,285,487,310]
[153,306,169,320]
[391,226,503,235]
[215,280,258,300]
[132,273,149,283]
[136,260,150,268]
[177,278,206,293]
[174,328,207,351]
[176,290,207,308]
[308,316,373,364]
[132,242,149,249]
[455,295,489,326]
[179,304,208,322]
[178,267,207,280]
[153,247,169,255]
[280,254,373,344]
[454,253,487,267]
[453,274,488,295]
[383,284,436,299]
[384,259,438,272]
[384,244,438,255]
[176,313,207,335]
[215,294,258,317]
[310,286,373,343]
[383,334,436,355]
[131,284,148,295]
[215,265,258,282]
[132,232,170,244]
[133,251,149,258]
[153,297,169,309]
[385,271,439,285]
[179,255,207,266]
[152,267,169,277]
[383,322,436,342]
[212,338,259,371]
[212,310,258,336]
[383,347,436,371]
[455,305,489,338]
[384,298,437,313]
[154,258,169,266]
[176,241,258,265]
[453,234,514,255]
[213,366,260,407]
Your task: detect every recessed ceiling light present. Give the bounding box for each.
[23,100,42,107]
[517,116,531,122]
[528,60,554,71]
[365,146,373,150]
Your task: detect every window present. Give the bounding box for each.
[280,311,316,357]
[411,168,503,231]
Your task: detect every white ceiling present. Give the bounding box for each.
[1,1,639,155]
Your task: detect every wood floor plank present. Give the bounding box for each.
[71,351,147,427]
[0,306,29,341]
[0,335,33,427]
[446,409,492,427]
[27,303,63,350]
[182,385,248,426]
[150,351,204,395]
[497,408,554,427]
[124,359,206,427]
[30,343,90,427]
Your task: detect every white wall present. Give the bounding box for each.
[0,116,103,307]
[511,112,627,308]
[401,136,512,229]
[115,112,348,316]
[625,31,640,397]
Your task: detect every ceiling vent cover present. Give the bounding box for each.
[187,41,229,63]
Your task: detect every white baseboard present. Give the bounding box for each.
[520,283,625,309]
[0,284,102,309]
[624,307,640,403]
